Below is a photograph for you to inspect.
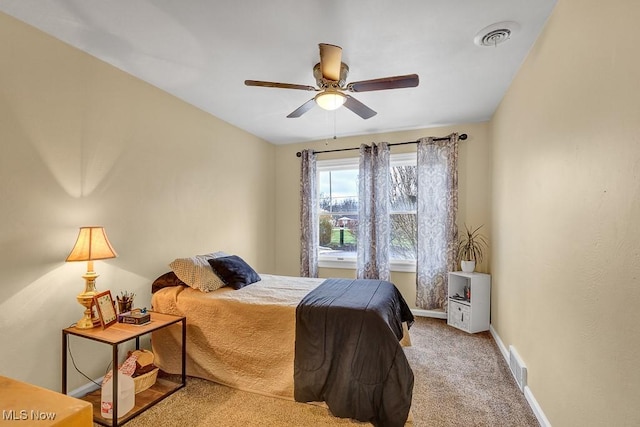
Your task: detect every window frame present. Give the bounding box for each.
[316,153,417,273]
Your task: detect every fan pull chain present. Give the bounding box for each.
[324,110,330,145]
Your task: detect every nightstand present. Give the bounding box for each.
[62,312,186,427]
[447,272,491,333]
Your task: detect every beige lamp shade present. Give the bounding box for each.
[66,226,118,262]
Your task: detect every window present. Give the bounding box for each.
[317,154,417,272]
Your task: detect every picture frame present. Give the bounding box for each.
[93,290,117,328]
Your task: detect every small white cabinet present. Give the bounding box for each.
[447,272,491,333]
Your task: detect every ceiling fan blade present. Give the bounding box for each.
[319,43,342,81]
[347,74,419,92]
[245,80,317,91]
[343,95,377,119]
[287,98,316,118]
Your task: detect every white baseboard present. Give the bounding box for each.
[489,324,509,361]
[489,324,551,427]
[68,376,103,399]
[411,308,447,319]
[525,386,552,427]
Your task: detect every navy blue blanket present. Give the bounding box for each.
[294,278,415,427]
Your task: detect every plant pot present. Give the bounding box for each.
[461,260,476,273]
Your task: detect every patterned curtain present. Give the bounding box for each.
[300,149,318,278]
[357,142,391,280]
[416,134,459,310]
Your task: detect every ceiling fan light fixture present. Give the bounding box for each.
[246,43,418,119]
[315,91,346,111]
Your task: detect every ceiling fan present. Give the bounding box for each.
[245,43,419,120]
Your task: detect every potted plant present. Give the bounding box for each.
[457,224,488,273]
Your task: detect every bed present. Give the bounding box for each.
[150,255,414,426]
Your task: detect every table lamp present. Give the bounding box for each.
[66,226,118,329]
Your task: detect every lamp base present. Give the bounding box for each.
[76,292,99,329]
[75,314,96,329]
[76,271,100,329]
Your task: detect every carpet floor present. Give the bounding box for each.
[99,317,539,426]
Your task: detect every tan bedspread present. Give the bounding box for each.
[151,274,324,399]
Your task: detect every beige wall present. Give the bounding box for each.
[490,0,640,425]
[0,13,275,392]
[274,122,492,307]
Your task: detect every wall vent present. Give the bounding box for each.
[509,345,528,392]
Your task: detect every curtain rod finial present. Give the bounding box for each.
[296,151,302,157]
[459,133,467,140]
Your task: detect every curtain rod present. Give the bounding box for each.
[295,133,467,157]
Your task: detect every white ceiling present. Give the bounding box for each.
[0,0,556,145]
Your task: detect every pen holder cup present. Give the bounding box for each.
[117,299,133,314]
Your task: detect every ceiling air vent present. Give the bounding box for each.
[474,21,520,47]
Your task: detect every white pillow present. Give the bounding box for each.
[169,251,229,292]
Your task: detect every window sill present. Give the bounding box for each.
[318,258,416,273]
